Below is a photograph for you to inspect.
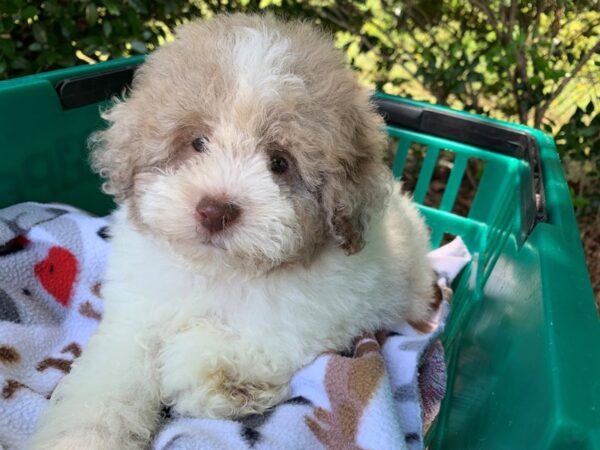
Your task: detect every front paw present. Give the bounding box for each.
[169,366,288,418]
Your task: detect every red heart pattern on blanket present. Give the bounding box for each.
[34,247,78,306]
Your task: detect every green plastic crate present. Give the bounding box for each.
[0,59,598,449]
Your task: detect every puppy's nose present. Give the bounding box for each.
[196,197,241,233]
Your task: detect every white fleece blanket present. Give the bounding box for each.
[0,203,470,450]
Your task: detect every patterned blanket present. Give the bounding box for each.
[0,203,470,450]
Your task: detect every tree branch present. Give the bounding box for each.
[535,39,600,127]
[315,7,356,33]
[469,0,501,38]
[513,65,530,124]
[533,0,544,33]
[507,0,518,42]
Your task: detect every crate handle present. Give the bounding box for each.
[55,66,136,109]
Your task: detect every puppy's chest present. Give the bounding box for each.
[170,281,307,329]
[157,277,345,348]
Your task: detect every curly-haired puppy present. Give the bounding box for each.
[30,14,436,450]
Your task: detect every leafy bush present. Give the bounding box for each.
[0,0,203,78]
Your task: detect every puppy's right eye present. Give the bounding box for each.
[270,156,289,174]
[192,137,208,153]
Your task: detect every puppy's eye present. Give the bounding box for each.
[270,156,289,174]
[192,136,208,153]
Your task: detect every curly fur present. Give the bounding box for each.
[29,14,435,450]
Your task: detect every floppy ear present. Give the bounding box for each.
[88,98,145,202]
[322,98,390,255]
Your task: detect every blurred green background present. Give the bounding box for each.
[1,0,598,301]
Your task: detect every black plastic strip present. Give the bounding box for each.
[374,98,547,240]
[375,98,532,159]
[55,66,136,109]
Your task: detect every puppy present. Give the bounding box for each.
[30,14,435,450]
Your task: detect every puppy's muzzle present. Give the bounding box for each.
[196,197,241,233]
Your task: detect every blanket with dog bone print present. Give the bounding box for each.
[0,202,470,450]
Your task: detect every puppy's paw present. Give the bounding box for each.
[406,280,445,334]
[172,366,288,418]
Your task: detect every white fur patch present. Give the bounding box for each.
[136,136,303,275]
[232,26,305,102]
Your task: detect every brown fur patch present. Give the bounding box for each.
[332,214,364,255]
[431,281,443,309]
[407,279,445,333]
[407,319,437,334]
[0,345,20,364]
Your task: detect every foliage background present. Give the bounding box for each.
[1,0,599,301]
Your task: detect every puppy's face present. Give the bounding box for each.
[91,15,389,274]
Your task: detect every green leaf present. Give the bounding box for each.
[467,72,484,82]
[578,125,599,138]
[128,0,148,14]
[450,82,466,94]
[86,3,98,25]
[32,24,48,44]
[11,56,28,70]
[572,195,589,208]
[532,55,547,72]
[103,20,112,37]
[104,0,121,15]
[42,1,62,16]
[20,5,39,19]
[130,39,147,54]
[45,50,58,66]
[61,21,75,39]
[0,39,16,58]
[545,68,566,81]
[28,42,42,51]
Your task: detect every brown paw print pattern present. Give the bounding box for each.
[79,301,102,320]
[305,334,385,450]
[0,345,20,365]
[2,379,32,400]
[0,346,35,400]
[36,342,82,375]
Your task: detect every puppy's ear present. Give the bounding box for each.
[322,98,390,255]
[88,98,144,202]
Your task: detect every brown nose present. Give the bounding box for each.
[196,197,241,233]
